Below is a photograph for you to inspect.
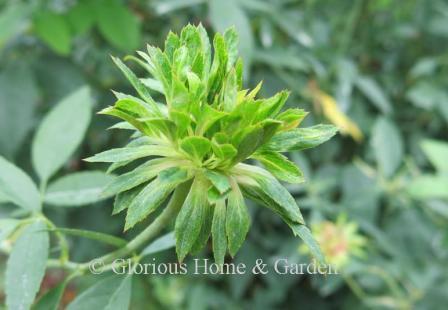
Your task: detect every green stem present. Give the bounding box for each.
[79,181,191,270]
[43,217,70,263]
[47,259,80,271]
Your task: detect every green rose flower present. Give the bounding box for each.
[86,24,337,264]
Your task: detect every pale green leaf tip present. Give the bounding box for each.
[176,248,186,263]
[98,107,113,115]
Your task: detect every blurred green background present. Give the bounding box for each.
[1,0,448,309]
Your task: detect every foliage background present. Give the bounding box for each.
[1,0,448,309]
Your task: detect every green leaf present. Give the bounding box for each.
[0,64,39,158]
[111,98,156,119]
[32,86,92,183]
[255,177,304,224]
[51,228,127,247]
[207,186,222,204]
[0,156,40,211]
[146,46,173,96]
[222,69,238,112]
[196,105,227,135]
[253,151,304,183]
[111,56,156,106]
[234,164,304,224]
[204,170,231,194]
[34,279,68,310]
[209,0,254,74]
[0,3,30,48]
[103,159,168,197]
[164,30,180,61]
[287,222,325,265]
[175,176,209,261]
[66,0,96,35]
[253,49,308,72]
[125,168,190,230]
[232,125,265,163]
[170,109,192,137]
[356,76,392,114]
[142,118,177,140]
[33,10,71,55]
[0,219,19,242]
[152,0,206,15]
[264,124,338,152]
[207,33,228,101]
[84,145,171,163]
[141,232,176,257]
[104,137,158,173]
[113,184,145,215]
[223,27,239,70]
[158,166,190,183]
[108,121,136,131]
[421,139,448,173]
[190,201,213,254]
[96,0,141,51]
[45,171,115,207]
[212,199,227,264]
[255,90,290,122]
[180,136,212,161]
[406,81,445,110]
[67,275,132,310]
[407,175,448,199]
[6,221,49,310]
[226,186,250,257]
[0,191,10,204]
[371,117,403,178]
[276,108,308,131]
[211,139,237,160]
[141,77,164,94]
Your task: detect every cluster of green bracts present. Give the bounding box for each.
[86,24,337,264]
